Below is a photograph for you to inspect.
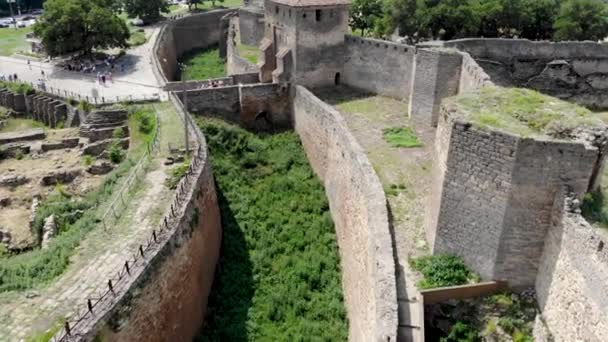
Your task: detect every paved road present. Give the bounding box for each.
[0,26,163,102]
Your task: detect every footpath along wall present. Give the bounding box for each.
[50,96,222,342]
[292,85,398,342]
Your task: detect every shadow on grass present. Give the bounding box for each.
[195,186,254,341]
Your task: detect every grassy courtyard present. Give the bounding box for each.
[0,27,32,56]
[196,118,347,341]
[180,47,225,80]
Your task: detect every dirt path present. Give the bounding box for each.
[316,86,436,342]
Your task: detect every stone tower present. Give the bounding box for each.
[259,0,349,87]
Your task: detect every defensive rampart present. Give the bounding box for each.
[154,9,234,83]
[428,91,604,288]
[534,192,608,341]
[443,38,608,109]
[292,85,398,342]
[343,35,414,100]
[50,95,222,342]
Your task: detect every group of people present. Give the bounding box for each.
[62,55,124,75]
[197,79,228,90]
[2,74,19,82]
[96,71,113,85]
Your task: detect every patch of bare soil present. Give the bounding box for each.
[0,127,102,249]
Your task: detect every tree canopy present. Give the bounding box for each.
[33,0,129,57]
[350,0,383,36]
[357,0,608,42]
[123,0,169,22]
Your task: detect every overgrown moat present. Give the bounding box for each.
[196,118,348,341]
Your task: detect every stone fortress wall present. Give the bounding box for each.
[292,85,398,342]
[534,190,608,341]
[443,38,608,109]
[154,9,235,83]
[342,35,414,100]
[428,102,601,288]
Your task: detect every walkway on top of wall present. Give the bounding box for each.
[315,86,436,342]
[0,102,184,341]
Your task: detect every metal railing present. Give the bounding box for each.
[26,82,161,104]
[49,95,205,342]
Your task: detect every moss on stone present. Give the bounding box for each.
[448,87,604,139]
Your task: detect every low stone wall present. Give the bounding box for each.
[458,52,494,93]
[183,86,241,117]
[443,38,608,109]
[428,100,601,288]
[155,9,234,82]
[292,85,398,342]
[343,35,415,100]
[0,88,26,112]
[238,7,265,46]
[534,193,608,341]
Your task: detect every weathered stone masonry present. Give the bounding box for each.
[292,85,398,342]
[428,100,601,288]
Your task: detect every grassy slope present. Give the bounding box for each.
[0,27,32,56]
[237,43,259,64]
[0,118,44,133]
[196,118,347,341]
[180,47,225,80]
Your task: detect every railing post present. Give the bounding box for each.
[87,299,93,313]
[153,230,157,243]
[139,245,144,258]
[108,279,114,294]
[125,260,130,275]
[64,321,71,336]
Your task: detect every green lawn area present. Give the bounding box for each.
[237,43,259,64]
[196,118,347,341]
[0,27,33,56]
[383,127,423,148]
[128,30,147,47]
[180,47,225,80]
[0,118,45,133]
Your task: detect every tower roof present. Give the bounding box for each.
[270,0,350,8]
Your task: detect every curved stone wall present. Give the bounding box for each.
[292,85,398,342]
[154,9,234,83]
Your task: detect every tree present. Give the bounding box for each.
[123,0,169,23]
[350,0,383,36]
[553,0,608,41]
[33,0,129,57]
[188,0,202,10]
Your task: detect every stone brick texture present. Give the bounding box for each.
[343,35,414,100]
[155,9,235,82]
[444,38,608,109]
[428,101,600,288]
[292,85,398,342]
[534,192,608,341]
[238,7,265,46]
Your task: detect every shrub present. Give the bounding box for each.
[14,150,24,160]
[108,142,125,164]
[112,127,126,139]
[138,114,153,134]
[409,254,478,289]
[440,321,480,342]
[78,100,92,113]
[382,126,423,148]
[67,97,78,106]
[164,159,190,189]
[83,155,95,166]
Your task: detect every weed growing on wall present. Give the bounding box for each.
[196,118,347,341]
[383,127,423,148]
[179,47,226,81]
[409,254,479,289]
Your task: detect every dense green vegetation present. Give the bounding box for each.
[352,0,608,42]
[196,118,347,341]
[0,81,35,95]
[383,127,423,148]
[180,47,226,81]
[410,254,479,289]
[0,105,156,292]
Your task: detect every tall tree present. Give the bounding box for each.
[188,0,202,10]
[123,0,169,23]
[553,0,608,41]
[33,0,129,57]
[350,0,383,36]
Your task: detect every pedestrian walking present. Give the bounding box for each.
[27,59,31,69]
[108,71,112,83]
[96,72,101,83]
[41,70,45,79]
[101,74,106,85]
[8,74,12,82]
[13,74,17,81]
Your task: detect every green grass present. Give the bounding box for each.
[0,118,45,133]
[179,47,226,81]
[127,30,147,47]
[237,43,259,64]
[451,87,603,138]
[0,27,32,56]
[383,127,423,148]
[409,254,479,289]
[196,118,347,341]
[25,318,65,342]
